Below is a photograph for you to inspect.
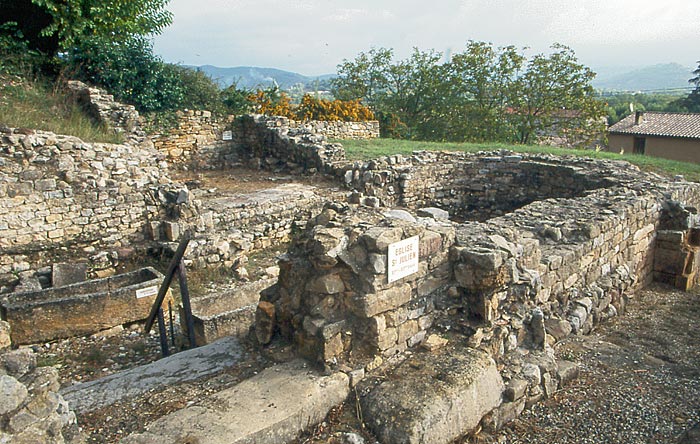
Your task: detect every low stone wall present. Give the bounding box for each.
[228,115,347,174]
[151,114,377,168]
[0,127,185,284]
[0,321,77,443]
[150,110,233,165]
[287,119,379,140]
[151,183,329,268]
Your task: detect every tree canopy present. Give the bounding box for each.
[332,42,606,146]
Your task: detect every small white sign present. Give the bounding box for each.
[387,236,419,283]
[136,285,158,299]
[222,130,233,141]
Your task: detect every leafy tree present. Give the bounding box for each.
[445,41,525,141]
[507,44,605,145]
[221,83,253,115]
[331,48,392,108]
[382,49,444,139]
[68,35,182,112]
[1,0,172,57]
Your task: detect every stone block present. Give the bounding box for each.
[163,221,180,241]
[0,375,28,415]
[352,283,412,317]
[307,273,345,294]
[556,360,579,386]
[504,378,528,402]
[51,262,87,287]
[361,346,503,444]
[481,397,525,433]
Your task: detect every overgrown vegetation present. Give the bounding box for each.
[340,138,700,182]
[248,87,375,121]
[0,74,123,142]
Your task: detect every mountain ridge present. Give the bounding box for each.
[193,63,695,93]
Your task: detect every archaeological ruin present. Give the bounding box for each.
[1,82,700,443]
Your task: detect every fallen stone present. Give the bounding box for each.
[417,207,450,220]
[422,334,449,351]
[385,209,417,222]
[361,345,503,444]
[556,360,580,387]
[61,336,244,414]
[120,360,349,444]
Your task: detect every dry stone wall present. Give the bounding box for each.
[256,152,700,374]
[150,110,233,166]
[66,81,148,147]
[0,127,184,285]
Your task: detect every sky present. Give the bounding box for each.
[152,0,700,76]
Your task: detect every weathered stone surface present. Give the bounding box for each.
[308,274,346,294]
[255,301,276,345]
[62,336,244,413]
[417,207,449,220]
[353,284,413,317]
[361,346,503,444]
[0,321,10,351]
[481,397,525,433]
[0,375,28,415]
[556,360,580,386]
[120,360,349,444]
[2,268,166,345]
[0,348,36,378]
[504,378,528,402]
[51,262,87,287]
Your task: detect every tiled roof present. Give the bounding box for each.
[608,112,700,139]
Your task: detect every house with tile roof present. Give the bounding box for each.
[607,111,700,163]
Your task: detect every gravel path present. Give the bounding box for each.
[473,283,700,443]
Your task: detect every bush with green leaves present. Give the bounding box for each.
[68,36,224,114]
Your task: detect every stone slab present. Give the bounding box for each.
[61,336,244,413]
[120,359,349,444]
[360,344,503,444]
[51,262,87,287]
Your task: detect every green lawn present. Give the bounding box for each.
[339,138,700,182]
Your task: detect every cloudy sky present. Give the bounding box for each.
[153,0,700,76]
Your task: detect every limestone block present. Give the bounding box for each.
[352,283,412,317]
[361,346,503,444]
[0,375,28,415]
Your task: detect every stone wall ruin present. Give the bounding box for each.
[3,83,700,442]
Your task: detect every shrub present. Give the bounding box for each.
[295,94,374,121]
[247,87,294,118]
[68,35,183,112]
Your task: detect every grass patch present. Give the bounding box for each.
[338,138,700,182]
[0,74,123,143]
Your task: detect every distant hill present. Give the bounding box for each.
[592,63,693,92]
[192,65,335,90]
